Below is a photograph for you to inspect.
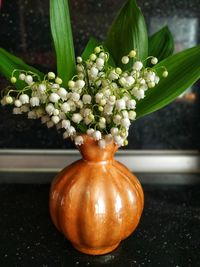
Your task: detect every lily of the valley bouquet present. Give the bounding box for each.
[0,0,200,148]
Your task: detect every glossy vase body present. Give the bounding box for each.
[49,135,144,255]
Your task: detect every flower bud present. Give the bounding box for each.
[68,80,75,88]
[98,106,104,112]
[48,72,56,80]
[121,56,129,64]
[89,54,97,61]
[115,67,122,75]
[148,82,156,88]
[55,77,62,85]
[5,96,13,104]
[19,73,26,81]
[151,57,158,65]
[77,57,83,63]
[94,46,101,54]
[11,77,17,84]
[53,109,59,116]
[100,99,106,106]
[163,71,168,78]
[129,50,136,58]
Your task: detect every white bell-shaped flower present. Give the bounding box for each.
[82,94,92,104]
[72,113,83,123]
[62,120,71,130]
[49,93,60,103]
[74,136,84,146]
[115,99,126,111]
[126,99,136,109]
[98,139,106,148]
[61,102,70,113]
[92,130,102,141]
[19,94,29,104]
[30,97,40,107]
[45,103,55,115]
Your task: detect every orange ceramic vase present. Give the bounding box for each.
[49,135,144,255]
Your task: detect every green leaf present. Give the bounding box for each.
[50,0,76,87]
[105,0,148,70]
[148,26,174,64]
[136,45,200,119]
[82,37,116,66]
[0,48,44,90]
[0,48,44,78]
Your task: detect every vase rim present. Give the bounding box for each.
[76,134,118,162]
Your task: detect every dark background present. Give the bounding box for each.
[0,0,200,149]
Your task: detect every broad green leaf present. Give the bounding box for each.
[136,45,200,119]
[82,37,116,66]
[0,48,44,78]
[0,48,44,90]
[105,0,148,70]
[50,0,76,87]
[0,52,25,90]
[148,26,174,64]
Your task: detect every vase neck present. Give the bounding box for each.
[77,135,118,162]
